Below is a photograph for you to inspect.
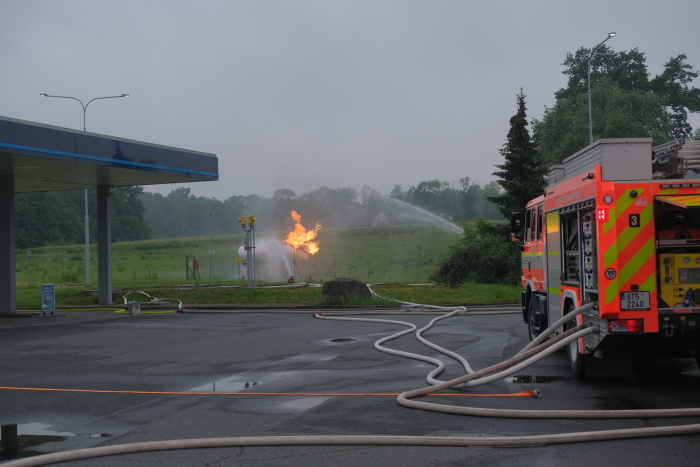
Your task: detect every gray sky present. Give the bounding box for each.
[2,0,699,200]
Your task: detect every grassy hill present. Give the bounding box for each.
[16,224,522,308]
[20,224,463,286]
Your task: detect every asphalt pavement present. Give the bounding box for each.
[1,307,700,466]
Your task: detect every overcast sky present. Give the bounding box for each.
[2,0,699,200]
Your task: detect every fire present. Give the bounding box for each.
[284,211,321,255]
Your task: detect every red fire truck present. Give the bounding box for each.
[512,138,700,378]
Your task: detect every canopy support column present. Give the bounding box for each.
[0,174,16,314]
[97,185,112,305]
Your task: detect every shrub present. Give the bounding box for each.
[432,218,520,286]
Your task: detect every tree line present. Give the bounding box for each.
[15,186,150,250]
[140,180,503,240]
[15,179,504,248]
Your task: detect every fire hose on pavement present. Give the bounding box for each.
[5,301,700,466]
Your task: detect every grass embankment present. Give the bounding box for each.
[16,224,521,309]
[17,283,520,310]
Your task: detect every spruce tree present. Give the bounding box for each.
[489,89,545,217]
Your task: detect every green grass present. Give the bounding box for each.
[18,225,458,286]
[16,283,521,310]
[369,283,521,306]
[15,224,521,309]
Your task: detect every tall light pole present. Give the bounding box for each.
[39,93,129,286]
[39,94,129,131]
[587,32,616,145]
[208,212,213,281]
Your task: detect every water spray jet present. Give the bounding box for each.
[379,197,463,234]
[238,238,295,282]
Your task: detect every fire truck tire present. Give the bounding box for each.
[527,295,545,342]
[565,303,586,379]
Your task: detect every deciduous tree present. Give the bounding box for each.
[538,46,700,162]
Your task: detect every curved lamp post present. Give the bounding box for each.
[40,93,129,131]
[39,93,129,286]
[587,33,616,145]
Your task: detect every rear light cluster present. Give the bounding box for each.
[608,319,643,333]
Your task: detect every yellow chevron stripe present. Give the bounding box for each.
[619,237,654,286]
[618,201,652,252]
[603,189,654,305]
[604,240,617,270]
[603,205,616,236]
[640,272,656,293]
[604,274,618,305]
[657,195,700,207]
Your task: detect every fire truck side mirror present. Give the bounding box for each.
[510,209,525,251]
[510,209,523,234]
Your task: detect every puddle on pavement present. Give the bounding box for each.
[228,395,331,415]
[1,423,108,461]
[190,378,264,392]
[506,375,562,384]
[273,396,330,414]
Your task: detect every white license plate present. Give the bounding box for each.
[620,291,650,310]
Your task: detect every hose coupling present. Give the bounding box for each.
[533,388,542,398]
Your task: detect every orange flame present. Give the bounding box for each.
[284,211,321,255]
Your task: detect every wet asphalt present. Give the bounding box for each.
[1,308,700,466]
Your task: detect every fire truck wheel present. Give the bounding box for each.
[527,296,545,342]
[565,303,586,379]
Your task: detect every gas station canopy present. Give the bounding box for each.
[0,115,219,314]
[0,115,218,193]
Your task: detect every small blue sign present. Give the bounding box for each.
[41,284,55,314]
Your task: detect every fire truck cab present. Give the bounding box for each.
[512,138,700,378]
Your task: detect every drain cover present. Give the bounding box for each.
[330,338,354,343]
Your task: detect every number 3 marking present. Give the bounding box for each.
[629,214,640,228]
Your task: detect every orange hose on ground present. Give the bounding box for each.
[0,386,536,397]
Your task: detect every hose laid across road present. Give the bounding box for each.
[5,303,700,466]
[6,423,700,467]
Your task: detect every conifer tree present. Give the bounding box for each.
[489,89,545,217]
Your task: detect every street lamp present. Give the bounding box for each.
[39,93,129,131]
[39,93,129,286]
[587,32,616,145]
[208,212,213,281]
